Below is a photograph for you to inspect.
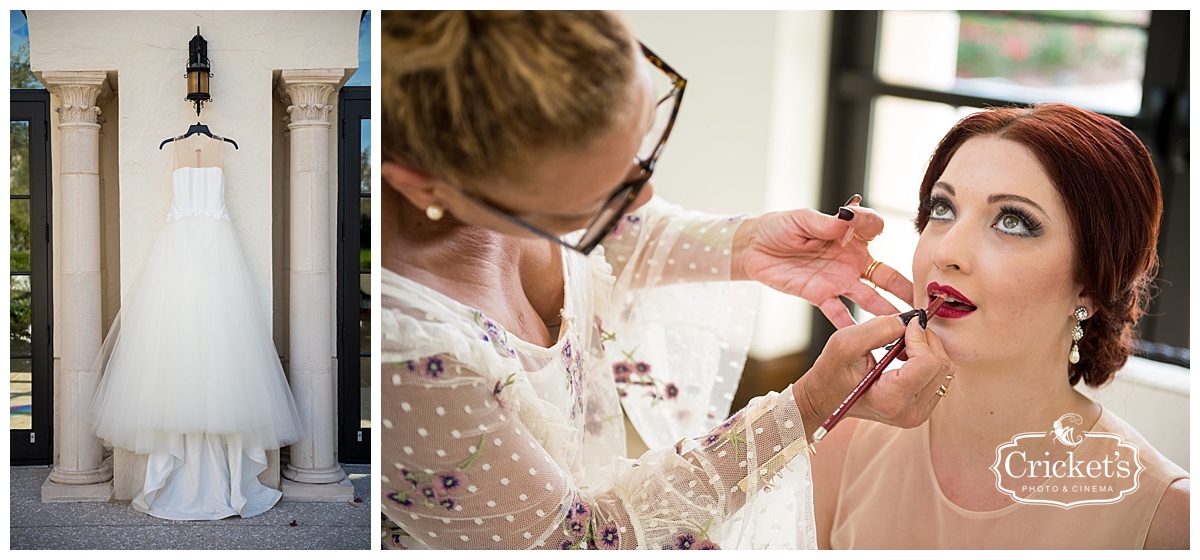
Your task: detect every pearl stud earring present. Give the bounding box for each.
[425,204,444,221]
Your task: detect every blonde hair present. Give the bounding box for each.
[381,10,636,190]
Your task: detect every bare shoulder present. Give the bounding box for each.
[812,417,862,549]
[1144,477,1190,550]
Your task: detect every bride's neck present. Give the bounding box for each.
[930,357,1099,457]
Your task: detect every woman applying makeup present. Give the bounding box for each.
[381,11,956,550]
[812,103,1189,549]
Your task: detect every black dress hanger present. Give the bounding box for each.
[159,122,239,150]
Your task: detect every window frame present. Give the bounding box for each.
[10,88,54,464]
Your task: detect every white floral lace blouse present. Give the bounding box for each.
[382,197,817,550]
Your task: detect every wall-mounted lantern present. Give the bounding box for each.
[186,27,212,116]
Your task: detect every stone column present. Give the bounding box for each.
[277,69,351,499]
[40,70,113,501]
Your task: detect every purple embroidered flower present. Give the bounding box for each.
[703,432,722,446]
[664,383,679,399]
[696,540,720,550]
[437,497,456,510]
[567,499,591,522]
[612,362,634,384]
[474,311,516,357]
[597,526,620,550]
[418,485,439,501]
[560,540,575,550]
[401,360,418,373]
[387,491,414,508]
[436,469,468,495]
[483,319,503,341]
[562,340,573,361]
[719,412,742,431]
[675,532,697,550]
[566,517,587,537]
[635,362,652,375]
[421,356,444,379]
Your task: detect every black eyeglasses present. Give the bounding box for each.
[452,42,686,256]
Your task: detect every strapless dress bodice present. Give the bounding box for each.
[167,167,230,221]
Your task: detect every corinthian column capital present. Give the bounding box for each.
[277,69,347,126]
[39,71,110,126]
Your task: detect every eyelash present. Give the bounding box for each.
[922,197,1044,237]
[998,205,1043,236]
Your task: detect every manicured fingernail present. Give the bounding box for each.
[841,228,855,246]
[898,309,928,328]
[843,194,862,206]
[837,207,855,221]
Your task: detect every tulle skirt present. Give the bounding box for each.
[90,214,303,457]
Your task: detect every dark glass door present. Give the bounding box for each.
[337,86,371,464]
[10,89,53,464]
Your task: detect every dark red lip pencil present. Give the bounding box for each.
[812,294,947,442]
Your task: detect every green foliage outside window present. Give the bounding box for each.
[956,12,1145,87]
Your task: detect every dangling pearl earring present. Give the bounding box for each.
[1069,306,1088,364]
[425,204,444,221]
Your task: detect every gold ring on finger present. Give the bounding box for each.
[852,229,876,243]
[862,260,882,284]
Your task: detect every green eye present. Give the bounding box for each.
[994,211,1034,236]
[933,202,950,216]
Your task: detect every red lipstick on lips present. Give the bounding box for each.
[927,282,976,318]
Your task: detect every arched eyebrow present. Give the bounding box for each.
[933,182,1048,216]
[988,193,1047,215]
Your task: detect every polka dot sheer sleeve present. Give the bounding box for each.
[383,352,814,549]
[383,196,816,549]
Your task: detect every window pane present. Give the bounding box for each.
[11,357,32,430]
[346,10,371,87]
[879,10,1148,116]
[9,11,43,89]
[360,356,370,430]
[861,96,977,318]
[360,119,371,193]
[1008,10,1150,26]
[11,120,30,195]
[359,197,370,270]
[359,268,370,431]
[359,272,371,353]
[10,198,30,271]
[10,275,32,356]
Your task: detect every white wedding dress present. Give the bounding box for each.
[90,136,303,520]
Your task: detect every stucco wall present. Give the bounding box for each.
[29,10,359,335]
[623,11,832,360]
